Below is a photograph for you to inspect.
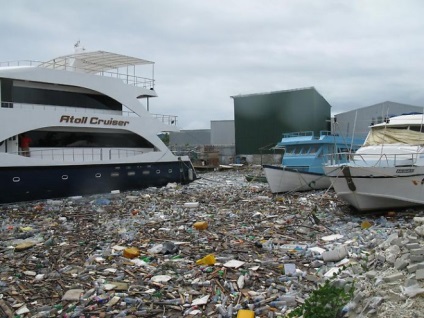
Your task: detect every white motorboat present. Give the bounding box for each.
[0,46,197,204]
[324,113,424,211]
[263,131,363,193]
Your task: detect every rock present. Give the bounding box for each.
[415,225,424,237]
[383,272,404,283]
[385,245,401,264]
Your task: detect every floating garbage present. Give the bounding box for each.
[193,221,208,230]
[196,254,216,265]
[0,168,423,317]
[122,247,140,259]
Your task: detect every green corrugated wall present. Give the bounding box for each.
[233,87,331,154]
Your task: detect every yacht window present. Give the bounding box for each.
[286,146,302,155]
[13,86,121,111]
[28,131,155,148]
[308,146,318,154]
[285,146,295,155]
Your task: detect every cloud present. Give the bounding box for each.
[1,0,424,128]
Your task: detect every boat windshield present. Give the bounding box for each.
[364,127,424,146]
[285,145,320,155]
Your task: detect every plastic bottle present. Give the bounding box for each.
[124,297,140,304]
[159,299,182,305]
[70,305,85,318]
[192,281,211,287]
[115,310,128,317]
[255,306,268,315]
[227,304,234,317]
[269,301,287,309]
[217,305,227,316]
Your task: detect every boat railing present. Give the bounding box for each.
[0,60,42,67]
[319,130,334,136]
[1,101,178,125]
[0,101,136,116]
[283,131,314,138]
[98,71,154,88]
[326,152,421,167]
[0,60,154,88]
[152,114,177,125]
[19,147,146,162]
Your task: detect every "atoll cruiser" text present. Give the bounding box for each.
[60,115,130,126]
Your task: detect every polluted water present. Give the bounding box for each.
[0,167,424,317]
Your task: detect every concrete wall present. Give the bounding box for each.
[169,129,211,146]
[211,120,235,145]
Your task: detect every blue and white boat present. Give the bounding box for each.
[0,46,197,204]
[263,131,363,193]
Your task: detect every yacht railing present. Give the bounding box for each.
[0,60,42,67]
[1,101,134,116]
[97,71,154,88]
[327,152,422,167]
[19,147,148,162]
[1,101,178,125]
[152,114,178,125]
[0,60,154,88]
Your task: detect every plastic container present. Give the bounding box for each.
[193,221,208,230]
[196,254,216,265]
[322,245,348,262]
[184,202,199,208]
[236,309,255,318]
[123,247,140,259]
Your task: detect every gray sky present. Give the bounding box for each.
[2,0,424,129]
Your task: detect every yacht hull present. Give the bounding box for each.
[324,165,424,211]
[263,164,331,193]
[0,160,195,204]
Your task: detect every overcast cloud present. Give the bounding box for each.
[1,0,424,129]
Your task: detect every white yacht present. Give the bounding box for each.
[324,113,424,211]
[0,47,197,204]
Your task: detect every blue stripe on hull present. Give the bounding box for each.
[0,161,196,204]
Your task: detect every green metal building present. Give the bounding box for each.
[231,87,331,155]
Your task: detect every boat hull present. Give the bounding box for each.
[263,164,331,193]
[0,160,196,204]
[324,165,424,211]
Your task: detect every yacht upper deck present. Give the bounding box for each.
[0,50,155,89]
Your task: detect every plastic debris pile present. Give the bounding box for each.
[0,168,424,317]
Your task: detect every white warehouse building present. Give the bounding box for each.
[333,101,423,139]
